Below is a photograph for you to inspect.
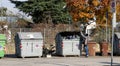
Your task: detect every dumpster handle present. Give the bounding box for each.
[27,43,28,46]
[72,42,73,52]
[31,43,33,52]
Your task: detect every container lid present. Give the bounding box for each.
[57,31,80,39]
[115,32,120,39]
[0,34,6,40]
[17,32,43,40]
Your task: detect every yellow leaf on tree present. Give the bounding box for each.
[92,0,100,6]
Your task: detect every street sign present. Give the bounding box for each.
[111,1,116,13]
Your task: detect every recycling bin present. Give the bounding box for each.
[14,32,43,58]
[113,32,120,55]
[55,31,81,56]
[88,42,96,56]
[0,34,6,58]
[100,42,108,56]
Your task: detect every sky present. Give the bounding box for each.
[0,0,28,13]
[0,0,18,14]
[0,0,32,21]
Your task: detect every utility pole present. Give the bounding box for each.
[106,11,108,42]
[111,0,116,66]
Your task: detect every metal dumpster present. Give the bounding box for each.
[113,32,120,55]
[55,31,80,56]
[0,34,6,58]
[14,32,43,58]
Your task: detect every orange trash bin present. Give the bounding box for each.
[88,42,96,56]
[100,42,108,56]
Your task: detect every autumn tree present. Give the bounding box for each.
[65,0,120,27]
[66,0,120,42]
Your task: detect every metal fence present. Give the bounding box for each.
[1,26,113,54]
[9,26,76,46]
[6,26,112,46]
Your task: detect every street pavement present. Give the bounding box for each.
[0,55,120,66]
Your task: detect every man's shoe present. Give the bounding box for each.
[86,55,89,57]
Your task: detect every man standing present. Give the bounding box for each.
[80,31,89,57]
[79,24,89,57]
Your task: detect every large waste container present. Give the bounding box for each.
[15,32,43,58]
[55,31,80,56]
[113,32,120,55]
[0,34,6,58]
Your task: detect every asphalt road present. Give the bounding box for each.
[0,55,120,66]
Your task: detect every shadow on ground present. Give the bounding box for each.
[100,62,120,66]
[4,54,42,58]
[4,54,17,58]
